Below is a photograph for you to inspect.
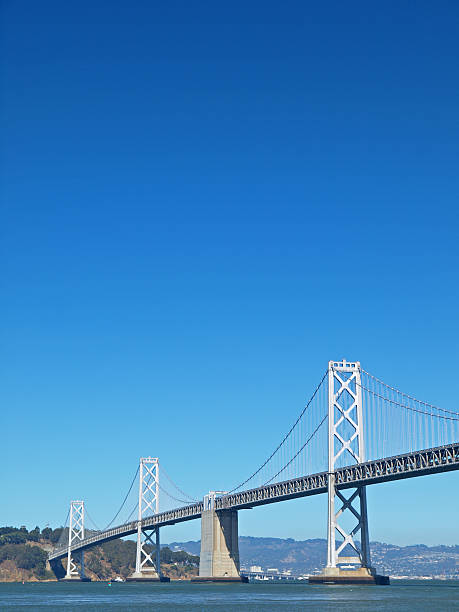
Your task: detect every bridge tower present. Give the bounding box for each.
[127,457,170,582]
[311,359,388,584]
[63,500,90,581]
[192,491,248,583]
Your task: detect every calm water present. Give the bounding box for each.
[0,581,458,611]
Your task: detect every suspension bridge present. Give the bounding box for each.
[48,360,459,584]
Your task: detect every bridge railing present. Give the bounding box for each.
[49,501,204,560]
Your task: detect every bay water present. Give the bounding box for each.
[0,580,457,611]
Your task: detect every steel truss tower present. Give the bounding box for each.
[65,500,86,580]
[130,457,162,580]
[326,360,371,572]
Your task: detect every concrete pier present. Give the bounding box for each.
[191,507,248,583]
[126,572,170,582]
[309,566,389,585]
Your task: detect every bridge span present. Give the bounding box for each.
[50,360,459,584]
[49,441,459,561]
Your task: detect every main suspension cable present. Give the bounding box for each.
[263,413,328,485]
[159,462,198,502]
[101,465,140,531]
[55,509,70,550]
[61,508,70,529]
[358,382,459,421]
[362,369,459,416]
[158,482,195,505]
[85,508,101,533]
[125,501,139,524]
[228,369,328,493]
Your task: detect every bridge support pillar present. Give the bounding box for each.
[127,457,170,582]
[61,501,91,582]
[310,360,389,585]
[192,492,248,583]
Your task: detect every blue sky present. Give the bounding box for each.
[1,1,458,546]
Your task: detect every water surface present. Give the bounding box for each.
[0,580,458,611]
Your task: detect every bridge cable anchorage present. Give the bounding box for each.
[228,369,328,493]
[263,413,328,485]
[100,465,140,531]
[357,382,459,422]
[361,369,459,416]
[158,462,198,503]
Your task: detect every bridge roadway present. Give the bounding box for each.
[49,442,459,561]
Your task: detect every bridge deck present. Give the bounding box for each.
[49,442,459,561]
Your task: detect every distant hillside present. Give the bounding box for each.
[81,539,199,580]
[0,526,57,581]
[1,526,457,581]
[168,537,459,578]
[0,526,199,582]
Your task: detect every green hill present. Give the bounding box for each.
[0,526,199,582]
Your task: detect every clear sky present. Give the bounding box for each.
[1,1,458,546]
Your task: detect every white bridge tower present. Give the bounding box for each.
[64,500,88,581]
[311,359,388,583]
[128,457,169,581]
[326,360,371,570]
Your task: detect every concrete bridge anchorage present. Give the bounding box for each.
[191,491,248,583]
